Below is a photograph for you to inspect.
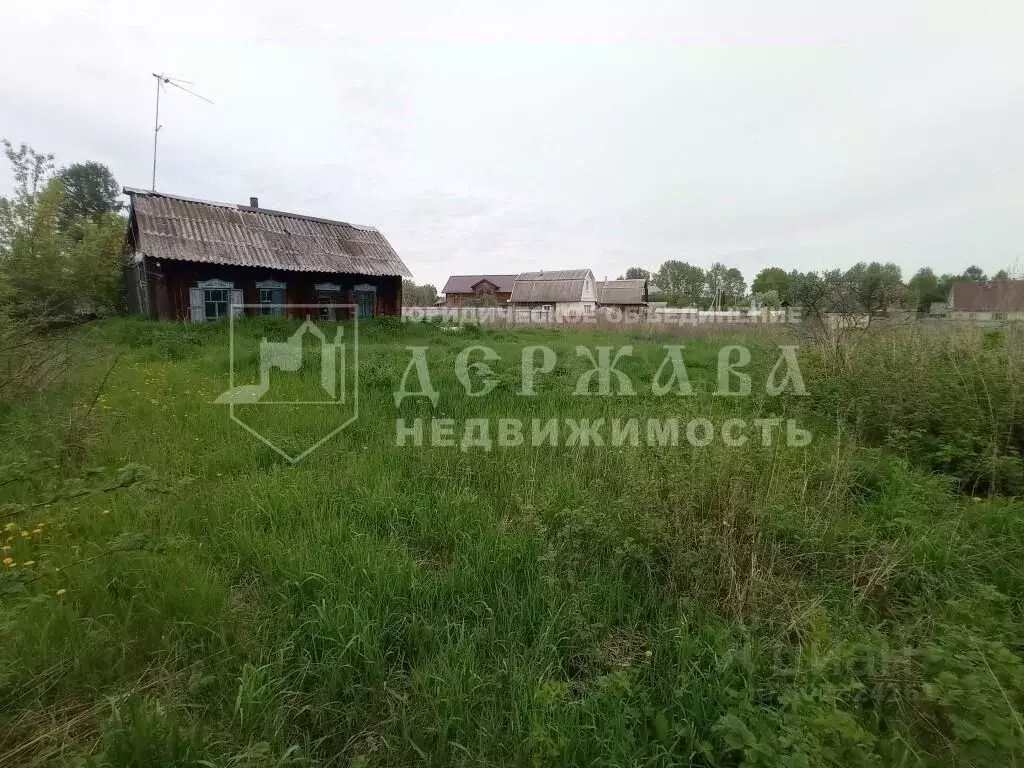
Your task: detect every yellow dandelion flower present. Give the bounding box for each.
[3,522,15,532]
[19,530,29,538]
[3,557,14,567]
[55,589,66,597]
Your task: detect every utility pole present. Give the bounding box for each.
[150,73,213,191]
[151,74,162,191]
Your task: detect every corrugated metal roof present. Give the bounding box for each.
[125,188,412,278]
[597,279,647,305]
[442,274,518,294]
[510,269,594,303]
[516,269,592,282]
[949,281,1024,312]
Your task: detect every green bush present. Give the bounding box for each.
[803,325,1024,495]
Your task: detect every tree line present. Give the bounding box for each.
[0,140,125,324]
[402,280,439,307]
[3,136,1011,323]
[620,261,1010,314]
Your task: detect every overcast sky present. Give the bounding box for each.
[2,1,1023,288]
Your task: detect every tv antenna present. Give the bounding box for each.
[151,73,213,191]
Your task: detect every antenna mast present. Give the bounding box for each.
[150,73,213,191]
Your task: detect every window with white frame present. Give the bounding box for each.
[256,280,287,316]
[189,280,240,323]
[205,288,229,319]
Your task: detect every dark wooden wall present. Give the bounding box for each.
[139,259,402,321]
[445,291,512,307]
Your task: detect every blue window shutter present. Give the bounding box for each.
[231,289,244,317]
[189,287,205,322]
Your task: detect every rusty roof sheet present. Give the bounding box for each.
[441,274,518,294]
[510,269,594,303]
[125,188,412,278]
[949,280,1024,312]
[597,279,648,305]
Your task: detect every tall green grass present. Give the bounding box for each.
[0,317,1022,766]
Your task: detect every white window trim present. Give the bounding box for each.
[192,279,240,322]
[353,283,377,293]
[258,281,286,316]
[197,279,234,289]
[314,282,341,292]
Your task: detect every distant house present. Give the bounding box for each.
[509,269,598,317]
[946,280,1024,322]
[441,274,517,307]
[596,278,648,313]
[123,188,412,322]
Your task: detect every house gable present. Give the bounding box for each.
[471,279,499,293]
[441,274,518,294]
[509,269,596,304]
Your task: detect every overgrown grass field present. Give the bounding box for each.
[1,317,1023,766]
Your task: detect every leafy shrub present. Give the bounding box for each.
[914,623,1024,764]
[802,326,1024,495]
[368,314,403,333]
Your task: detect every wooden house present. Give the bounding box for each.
[440,274,517,306]
[596,278,649,313]
[123,188,412,322]
[509,270,598,317]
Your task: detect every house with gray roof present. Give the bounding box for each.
[123,188,411,322]
[596,278,649,312]
[509,269,599,317]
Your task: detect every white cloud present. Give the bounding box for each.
[2,0,1023,287]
